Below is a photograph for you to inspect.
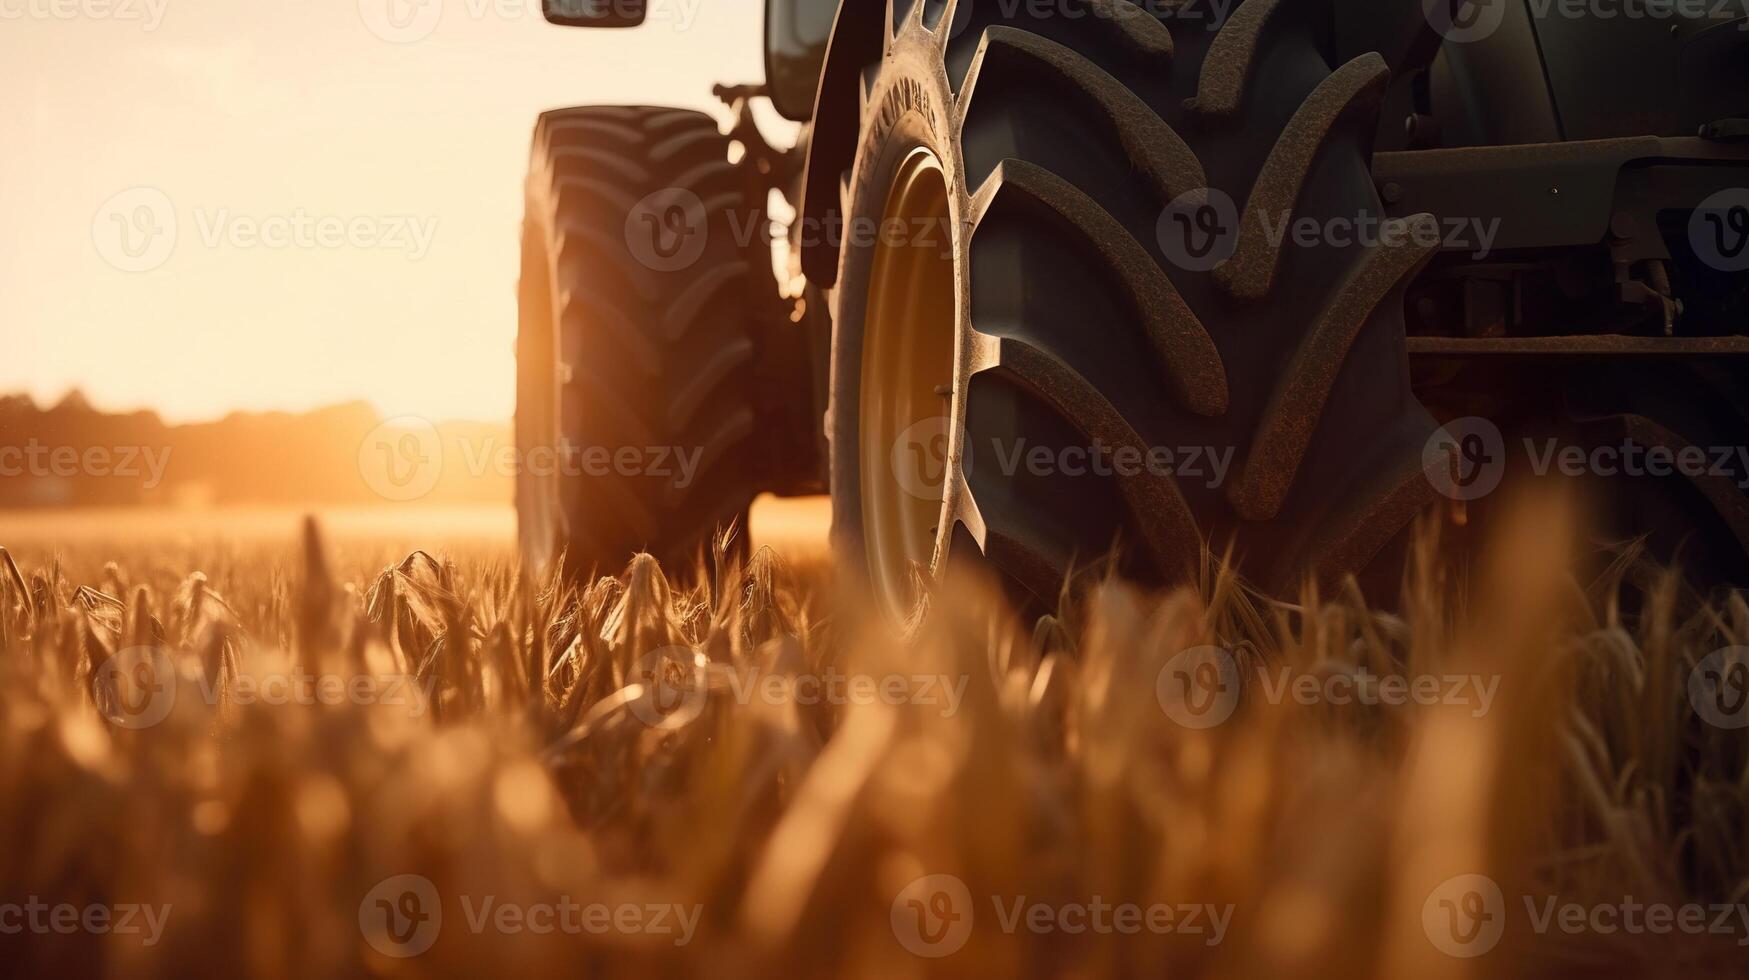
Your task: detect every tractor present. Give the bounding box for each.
[517,0,1749,612]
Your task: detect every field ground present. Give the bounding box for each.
[0,493,1745,977]
[0,496,831,565]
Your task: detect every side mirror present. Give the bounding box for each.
[544,0,645,27]
[765,0,838,121]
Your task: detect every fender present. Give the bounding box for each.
[799,0,888,287]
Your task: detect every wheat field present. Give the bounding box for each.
[1,491,1746,978]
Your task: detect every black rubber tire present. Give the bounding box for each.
[827,0,1447,602]
[517,106,764,577]
[1416,355,1749,589]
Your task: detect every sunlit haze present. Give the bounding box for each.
[1,0,790,424]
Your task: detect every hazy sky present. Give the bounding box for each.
[1,0,790,423]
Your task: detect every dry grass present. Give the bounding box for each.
[1,492,1746,978]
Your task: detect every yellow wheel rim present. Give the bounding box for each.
[859,149,957,616]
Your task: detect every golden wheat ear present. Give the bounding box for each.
[298,514,337,667]
[0,546,24,599]
[0,546,30,632]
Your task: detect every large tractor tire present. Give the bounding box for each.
[517,106,768,578]
[1414,354,1749,589]
[827,0,1446,611]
